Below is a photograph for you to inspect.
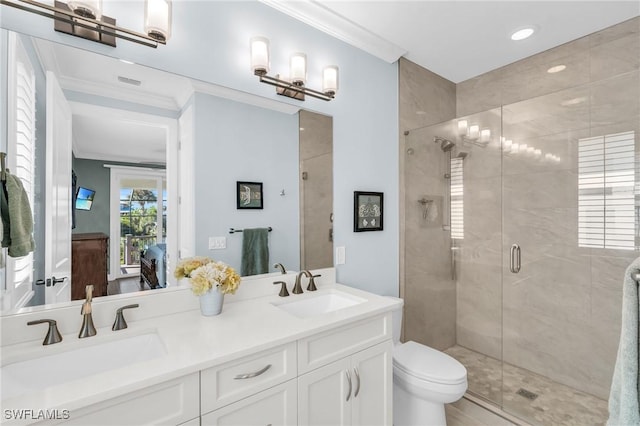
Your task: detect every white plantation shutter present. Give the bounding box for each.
[578,131,635,250]
[3,33,36,310]
[450,157,464,240]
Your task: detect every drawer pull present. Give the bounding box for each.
[345,370,352,402]
[353,367,360,398]
[234,364,272,380]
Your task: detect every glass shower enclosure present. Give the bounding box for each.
[402,74,638,424]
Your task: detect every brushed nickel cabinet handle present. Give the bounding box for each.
[234,364,272,380]
[353,367,361,398]
[345,370,352,402]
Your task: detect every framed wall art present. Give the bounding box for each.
[354,191,383,232]
[237,181,263,209]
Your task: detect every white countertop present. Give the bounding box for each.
[0,282,399,421]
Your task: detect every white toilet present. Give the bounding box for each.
[387,297,467,426]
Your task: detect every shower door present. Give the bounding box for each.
[500,76,638,424]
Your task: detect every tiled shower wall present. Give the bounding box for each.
[401,17,639,399]
[399,58,457,350]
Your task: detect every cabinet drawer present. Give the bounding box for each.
[201,379,297,426]
[298,313,390,374]
[201,342,296,414]
[56,373,199,425]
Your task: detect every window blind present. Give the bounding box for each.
[578,131,635,250]
[450,157,464,240]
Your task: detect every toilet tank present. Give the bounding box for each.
[384,296,404,345]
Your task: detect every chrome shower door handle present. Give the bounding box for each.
[510,244,521,273]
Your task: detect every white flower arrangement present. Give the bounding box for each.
[174,257,241,296]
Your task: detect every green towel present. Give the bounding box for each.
[240,228,269,276]
[607,257,640,426]
[0,172,35,257]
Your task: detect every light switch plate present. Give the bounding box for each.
[209,237,227,250]
[336,246,346,265]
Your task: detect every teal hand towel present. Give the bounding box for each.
[607,257,640,426]
[0,172,35,257]
[240,228,269,276]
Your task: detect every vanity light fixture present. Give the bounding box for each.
[0,0,171,48]
[250,36,338,102]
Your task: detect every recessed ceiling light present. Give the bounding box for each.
[511,27,536,41]
[547,65,566,74]
[119,59,135,65]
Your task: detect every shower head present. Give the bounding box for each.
[434,136,455,152]
[456,152,468,159]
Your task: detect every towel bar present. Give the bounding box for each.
[229,227,272,234]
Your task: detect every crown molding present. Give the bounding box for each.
[259,0,406,64]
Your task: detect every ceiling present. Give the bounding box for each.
[263,1,640,83]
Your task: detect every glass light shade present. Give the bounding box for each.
[250,37,270,74]
[323,65,339,95]
[67,0,102,18]
[480,129,491,143]
[290,53,307,85]
[457,120,468,136]
[468,125,480,140]
[144,0,172,42]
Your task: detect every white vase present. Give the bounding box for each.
[200,287,224,316]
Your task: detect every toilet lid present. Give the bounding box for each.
[393,341,467,385]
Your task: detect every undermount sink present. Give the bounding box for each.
[272,290,366,318]
[1,332,166,400]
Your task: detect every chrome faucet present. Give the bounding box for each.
[79,285,96,338]
[27,319,63,345]
[292,270,312,294]
[273,263,287,274]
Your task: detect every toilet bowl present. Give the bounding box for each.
[386,297,467,426]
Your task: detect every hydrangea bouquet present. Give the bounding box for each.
[174,256,241,296]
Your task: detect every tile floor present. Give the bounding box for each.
[445,345,609,426]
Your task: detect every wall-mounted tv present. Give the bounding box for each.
[76,187,96,211]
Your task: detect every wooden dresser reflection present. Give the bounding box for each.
[72,233,108,300]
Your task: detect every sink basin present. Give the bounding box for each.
[1,332,166,400]
[272,290,366,318]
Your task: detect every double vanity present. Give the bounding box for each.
[1,269,399,425]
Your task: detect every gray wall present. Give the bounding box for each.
[193,92,300,275]
[72,158,110,236]
[1,0,400,297]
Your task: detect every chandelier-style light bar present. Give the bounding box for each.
[250,36,339,102]
[0,0,172,48]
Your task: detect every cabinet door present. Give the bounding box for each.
[350,341,393,426]
[201,379,296,426]
[298,357,351,426]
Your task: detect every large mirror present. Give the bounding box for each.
[0,29,333,315]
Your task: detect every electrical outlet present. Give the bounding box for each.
[336,246,346,265]
[209,237,227,250]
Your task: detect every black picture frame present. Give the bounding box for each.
[354,191,384,232]
[236,181,263,209]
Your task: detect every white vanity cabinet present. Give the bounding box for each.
[297,314,393,426]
